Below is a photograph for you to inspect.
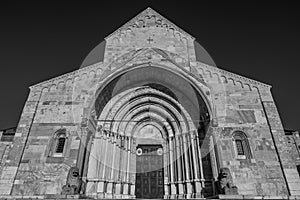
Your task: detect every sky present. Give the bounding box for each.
[0,1,299,130]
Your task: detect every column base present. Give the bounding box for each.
[114,194,123,198]
[123,183,129,195]
[115,182,122,195]
[186,181,193,197]
[170,183,177,198]
[178,182,184,196]
[97,181,105,193]
[106,181,113,193]
[105,193,113,198]
[130,184,135,196]
[194,193,203,198]
[96,193,105,198]
[121,194,131,198]
[195,181,202,193]
[185,193,193,199]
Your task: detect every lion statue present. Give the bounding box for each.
[62,167,84,195]
[216,167,238,195]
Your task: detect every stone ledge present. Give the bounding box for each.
[0,196,300,200]
[207,195,300,199]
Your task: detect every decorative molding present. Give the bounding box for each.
[105,7,195,41]
[195,61,271,89]
[30,46,271,98]
[29,61,107,90]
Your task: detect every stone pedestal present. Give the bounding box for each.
[130,184,135,197]
[195,180,203,197]
[96,193,105,198]
[96,181,105,193]
[114,182,122,198]
[105,181,113,198]
[170,183,177,198]
[123,183,129,195]
[186,181,193,198]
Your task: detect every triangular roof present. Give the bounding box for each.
[29,8,271,89]
[105,7,195,40]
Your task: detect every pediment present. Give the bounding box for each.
[105,7,194,41]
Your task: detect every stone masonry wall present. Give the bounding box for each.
[1,8,299,198]
[260,88,300,196]
[0,88,41,195]
[203,74,288,196]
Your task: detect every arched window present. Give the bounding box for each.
[233,131,252,159]
[55,135,66,153]
[51,129,67,156]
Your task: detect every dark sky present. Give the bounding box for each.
[0,1,299,130]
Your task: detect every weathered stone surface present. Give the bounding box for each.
[0,7,299,199]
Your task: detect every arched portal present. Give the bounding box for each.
[85,66,213,199]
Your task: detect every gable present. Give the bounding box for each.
[29,7,270,94]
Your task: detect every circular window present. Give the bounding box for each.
[136,148,143,156]
[157,148,163,155]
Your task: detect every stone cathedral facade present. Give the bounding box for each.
[0,8,300,199]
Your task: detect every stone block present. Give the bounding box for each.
[0,8,298,199]
[290,190,300,196]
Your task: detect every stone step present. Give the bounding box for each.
[1,194,300,199]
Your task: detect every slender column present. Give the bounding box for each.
[130,137,136,198]
[119,136,125,182]
[191,130,202,197]
[119,136,124,182]
[182,133,193,198]
[122,136,130,197]
[119,136,127,198]
[196,133,205,188]
[96,136,103,178]
[187,133,195,198]
[86,138,98,195]
[187,134,194,179]
[114,135,119,180]
[163,141,170,199]
[104,132,112,180]
[97,132,108,198]
[106,132,116,198]
[87,131,104,196]
[86,138,97,178]
[169,136,176,198]
[175,135,184,198]
[179,134,186,182]
[114,135,122,198]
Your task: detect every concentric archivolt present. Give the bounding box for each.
[96,86,196,139]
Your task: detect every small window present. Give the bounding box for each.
[51,129,67,156]
[235,139,244,155]
[55,137,66,153]
[233,131,252,159]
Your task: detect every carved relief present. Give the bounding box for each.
[62,167,84,195]
[216,167,238,195]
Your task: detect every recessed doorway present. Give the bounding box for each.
[135,145,164,199]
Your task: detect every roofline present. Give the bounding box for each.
[104,7,195,41]
[196,61,272,89]
[29,61,104,89]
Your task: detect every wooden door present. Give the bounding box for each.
[135,145,164,199]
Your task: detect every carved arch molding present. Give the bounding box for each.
[80,66,215,198]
